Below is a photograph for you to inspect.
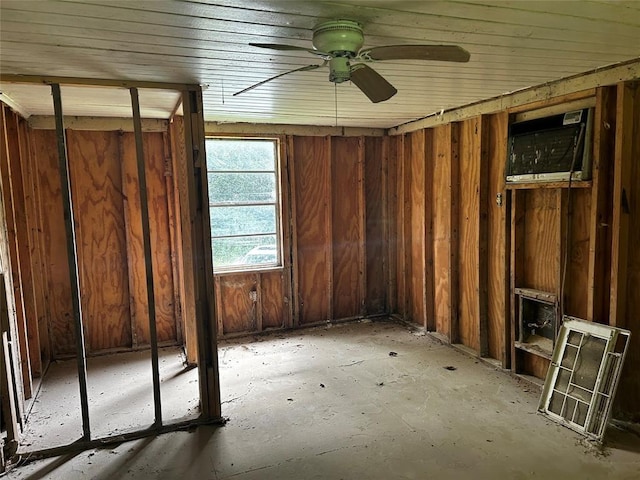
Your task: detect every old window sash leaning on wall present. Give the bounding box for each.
[538,316,630,442]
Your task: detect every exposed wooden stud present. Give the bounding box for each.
[0,278,19,457]
[402,134,412,319]
[214,276,223,337]
[357,136,367,317]
[385,136,398,314]
[1,74,199,91]
[130,87,163,426]
[169,117,198,364]
[587,86,616,323]
[396,135,406,318]
[206,122,385,137]
[255,273,263,333]
[50,83,90,440]
[609,81,637,328]
[286,136,299,327]
[509,189,526,372]
[0,106,33,397]
[28,116,168,132]
[277,136,293,329]
[557,190,569,321]
[449,123,460,344]
[162,132,183,344]
[182,88,221,419]
[478,116,490,357]
[424,130,435,331]
[326,136,333,323]
[381,135,390,314]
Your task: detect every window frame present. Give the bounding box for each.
[205,136,284,274]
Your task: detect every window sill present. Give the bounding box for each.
[213,265,285,277]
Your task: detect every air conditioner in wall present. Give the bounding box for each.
[506,107,594,183]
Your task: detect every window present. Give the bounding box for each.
[206,138,282,271]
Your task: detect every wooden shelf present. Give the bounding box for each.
[506,180,592,190]
[515,334,554,360]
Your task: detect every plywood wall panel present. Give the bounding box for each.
[408,130,426,327]
[486,112,509,362]
[331,137,361,320]
[566,189,591,319]
[395,136,407,317]
[66,130,131,351]
[31,129,75,356]
[433,125,452,335]
[121,132,176,345]
[365,137,386,315]
[294,136,330,324]
[386,136,398,314]
[457,118,481,352]
[523,189,558,292]
[261,270,285,329]
[218,274,256,334]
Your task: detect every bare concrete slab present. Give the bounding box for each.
[8,320,640,479]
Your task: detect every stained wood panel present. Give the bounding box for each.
[395,135,407,317]
[31,129,76,356]
[433,124,457,337]
[67,130,131,351]
[294,136,330,324]
[523,189,559,292]
[331,137,362,320]
[457,118,481,352]
[261,271,285,329]
[565,189,591,319]
[408,130,427,327]
[121,132,176,345]
[386,136,398,314]
[218,274,256,334]
[365,136,386,315]
[486,112,509,363]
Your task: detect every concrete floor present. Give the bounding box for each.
[7,320,640,479]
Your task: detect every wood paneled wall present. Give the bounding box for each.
[212,135,388,336]
[389,82,640,419]
[15,127,181,359]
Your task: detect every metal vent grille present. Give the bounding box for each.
[538,317,630,442]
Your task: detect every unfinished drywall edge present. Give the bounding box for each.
[205,122,385,137]
[28,116,168,132]
[388,58,640,135]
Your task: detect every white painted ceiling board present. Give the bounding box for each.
[1,0,639,128]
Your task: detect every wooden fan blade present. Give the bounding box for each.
[349,64,397,103]
[249,43,329,57]
[233,64,321,96]
[361,45,470,62]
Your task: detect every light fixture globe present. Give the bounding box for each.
[312,20,364,57]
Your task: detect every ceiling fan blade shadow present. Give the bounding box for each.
[350,64,397,103]
[249,43,329,57]
[361,45,470,62]
[233,64,322,96]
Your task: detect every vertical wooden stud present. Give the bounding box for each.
[449,123,460,343]
[509,189,525,372]
[50,83,90,440]
[478,116,490,357]
[286,136,299,327]
[424,129,435,331]
[358,136,367,317]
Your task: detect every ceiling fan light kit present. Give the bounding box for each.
[235,19,470,103]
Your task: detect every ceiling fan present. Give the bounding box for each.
[234,19,470,103]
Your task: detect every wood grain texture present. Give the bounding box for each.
[331,137,361,320]
[386,136,398,314]
[120,132,176,345]
[587,86,616,324]
[31,129,75,357]
[169,116,197,363]
[486,112,509,364]
[16,116,43,376]
[365,136,387,315]
[408,130,426,327]
[67,129,131,351]
[518,350,550,378]
[523,189,559,292]
[565,189,591,319]
[294,136,330,324]
[0,106,32,398]
[457,118,481,352]
[218,274,256,334]
[395,135,407,317]
[433,124,456,337]
[261,270,285,329]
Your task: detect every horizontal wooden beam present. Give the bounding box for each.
[0,93,30,119]
[205,122,385,137]
[1,74,199,91]
[389,58,640,135]
[28,116,168,132]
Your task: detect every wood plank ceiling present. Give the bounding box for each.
[1,0,639,128]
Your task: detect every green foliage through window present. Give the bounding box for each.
[206,138,281,271]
